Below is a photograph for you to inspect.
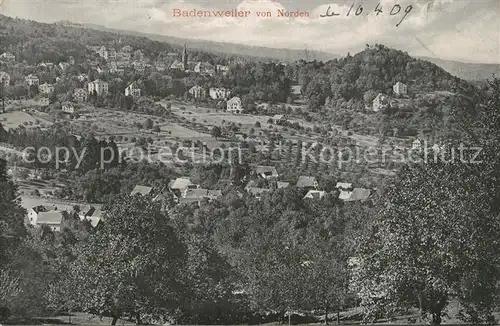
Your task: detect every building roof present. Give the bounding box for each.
[335,182,353,190]
[208,190,222,197]
[273,114,286,120]
[344,188,371,202]
[130,185,153,196]
[255,165,277,174]
[36,211,64,225]
[277,181,290,189]
[32,205,48,213]
[338,190,352,201]
[184,188,209,199]
[304,190,326,199]
[296,176,317,188]
[246,187,270,196]
[291,85,301,95]
[227,96,241,104]
[169,177,193,190]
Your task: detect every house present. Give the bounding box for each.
[77,74,88,82]
[87,45,101,53]
[412,138,423,151]
[343,188,372,202]
[87,79,109,96]
[56,77,62,83]
[62,103,75,114]
[276,181,290,189]
[73,88,88,102]
[254,165,278,179]
[98,46,108,60]
[303,190,326,199]
[169,177,196,191]
[335,182,353,190]
[194,61,215,76]
[393,81,408,96]
[108,48,117,60]
[130,185,153,196]
[125,82,141,98]
[28,205,64,231]
[170,60,184,70]
[39,98,50,106]
[189,86,206,99]
[296,176,318,189]
[110,61,128,74]
[38,82,54,94]
[121,45,133,53]
[338,189,353,201]
[96,66,105,74]
[59,62,70,71]
[226,97,242,114]
[272,115,287,124]
[132,61,146,73]
[291,85,302,97]
[25,74,39,86]
[79,205,105,228]
[372,93,389,112]
[0,72,10,87]
[155,63,167,72]
[216,64,229,75]
[0,52,15,62]
[209,87,230,100]
[245,187,270,199]
[119,50,132,61]
[179,188,222,204]
[38,62,54,69]
[134,50,144,61]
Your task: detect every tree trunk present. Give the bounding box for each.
[288,312,291,325]
[325,306,328,325]
[337,311,340,325]
[111,316,119,325]
[431,312,442,325]
[135,312,141,325]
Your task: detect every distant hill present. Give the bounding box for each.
[68,22,498,81]
[419,56,499,81]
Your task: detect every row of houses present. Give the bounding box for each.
[130,177,223,206]
[247,166,373,202]
[88,45,143,62]
[28,204,104,231]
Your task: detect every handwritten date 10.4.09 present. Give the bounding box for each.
[320,2,413,27]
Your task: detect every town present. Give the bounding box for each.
[0,9,499,326]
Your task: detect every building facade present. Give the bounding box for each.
[125,82,141,98]
[209,87,230,100]
[88,79,109,96]
[226,96,242,113]
[393,81,408,96]
[189,86,206,99]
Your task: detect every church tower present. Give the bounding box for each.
[182,45,188,71]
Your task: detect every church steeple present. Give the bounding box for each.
[182,44,188,71]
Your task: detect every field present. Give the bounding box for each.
[0,111,53,131]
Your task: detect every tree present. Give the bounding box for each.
[211,126,222,140]
[144,118,154,130]
[350,158,500,324]
[67,195,187,325]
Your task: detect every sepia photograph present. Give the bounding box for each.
[0,0,499,325]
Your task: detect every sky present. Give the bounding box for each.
[0,0,499,64]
